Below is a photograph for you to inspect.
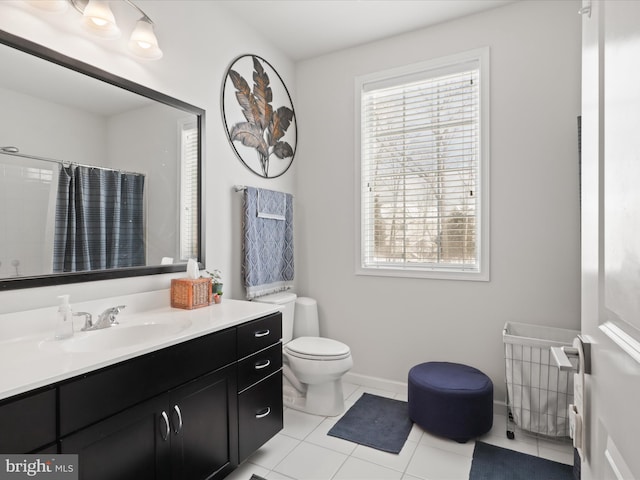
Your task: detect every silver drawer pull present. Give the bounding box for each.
[254,360,271,370]
[160,411,170,441]
[254,329,270,338]
[255,407,271,419]
[173,404,183,434]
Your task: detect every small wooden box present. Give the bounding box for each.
[171,278,212,309]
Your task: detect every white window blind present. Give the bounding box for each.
[179,120,199,261]
[358,51,488,279]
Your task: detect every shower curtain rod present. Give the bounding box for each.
[0,146,146,177]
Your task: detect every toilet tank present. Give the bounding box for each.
[253,292,297,343]
[294,297,320,338]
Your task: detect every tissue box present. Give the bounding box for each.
[171,278,212,310]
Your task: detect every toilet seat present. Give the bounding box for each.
[285,336,351,361]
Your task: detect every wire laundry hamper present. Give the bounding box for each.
[503,322,579,440]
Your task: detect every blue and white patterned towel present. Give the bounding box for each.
[257,188,286,220]
[243,187,294,299]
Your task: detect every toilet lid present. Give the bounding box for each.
[285,337,351,360]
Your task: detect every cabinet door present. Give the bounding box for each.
[238,372,283,462]
[60,367,239,480]
[169,366,237,480]
[60,395,170,480]
[0,388,56,453]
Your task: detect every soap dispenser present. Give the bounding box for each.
[55,294,74,340]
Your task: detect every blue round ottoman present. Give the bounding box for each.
[408,362,493,443]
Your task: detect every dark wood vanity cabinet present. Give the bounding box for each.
[60,366,237,480]
[0,387,56,453]
[58,327,237,437]
[238,370,283,462]
[169,368,238,480]
[60,390,167,480]
[1,311,282,480]
[236,314,284,463]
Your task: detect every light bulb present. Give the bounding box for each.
[91,17,109,27]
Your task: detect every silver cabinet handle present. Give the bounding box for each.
[173,405,183,434]
[254,360,271,370]
[254,329,270,338]
[255,407,271,419]
[160,411,170,441]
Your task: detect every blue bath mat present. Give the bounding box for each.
[470,441,573,480]
[327,393,413,453]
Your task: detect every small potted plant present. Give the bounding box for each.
[207,269,223,302]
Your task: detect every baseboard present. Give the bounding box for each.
[343,372,507,414]
[342,372,408,395]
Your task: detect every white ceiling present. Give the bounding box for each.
[0,0,517,115]
[0,41,151,117]
[216,0,516,61]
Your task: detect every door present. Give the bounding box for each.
[61,367,238,480]
[60,394,171,480]
[238,372,283,463]
[170,366,238,480]
[581,1,640,478]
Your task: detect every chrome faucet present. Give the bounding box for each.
[79,305,127,331]
[73,312,93,332]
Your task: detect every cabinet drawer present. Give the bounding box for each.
[0,388,56,453]
[238,372,283,462]
[237,342,282,392]
[60,327,236,437]
[237,312,282,358]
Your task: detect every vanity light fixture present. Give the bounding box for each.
[128,15,163,60]
[28,0,69,12]
[66,0,163,59]
[80,0,119,38]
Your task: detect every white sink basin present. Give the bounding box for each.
[40,319,192,353]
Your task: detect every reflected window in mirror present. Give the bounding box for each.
[180,119,199,262]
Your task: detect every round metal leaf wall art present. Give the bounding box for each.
[222,54,297,178]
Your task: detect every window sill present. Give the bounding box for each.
[356,266,489,282]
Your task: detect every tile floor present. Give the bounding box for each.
[226,382,575,480]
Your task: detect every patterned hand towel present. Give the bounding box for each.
[257,188,286,220]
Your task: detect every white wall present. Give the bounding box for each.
[294,0,582,399]
[0,0,582,401]
[0,155,54,278]
[0,0,296,311]
[107,103,191,265]
[0,86,107,278]
[0,84,188,276]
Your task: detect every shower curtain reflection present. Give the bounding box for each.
[53,165,145,273]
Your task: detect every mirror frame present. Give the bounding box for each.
[0,30,205,291]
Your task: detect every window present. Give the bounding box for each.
[356,49,489,280]
[179,119,199,261]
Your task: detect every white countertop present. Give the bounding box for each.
[0,291,279,402]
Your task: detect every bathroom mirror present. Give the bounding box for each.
[0,31,205,290]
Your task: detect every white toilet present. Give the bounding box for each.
[255,292,353,416]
